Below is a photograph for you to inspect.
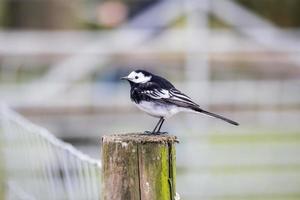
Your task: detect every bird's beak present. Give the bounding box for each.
[120,76,129,80]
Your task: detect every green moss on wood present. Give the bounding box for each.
[0,129,5,199]
[168,143,176,200]
[138,143,172,200]
[102,133,177,200]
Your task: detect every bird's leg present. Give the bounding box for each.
[152,117,163,134]
[155,118,168,135]
[144,117,162,134]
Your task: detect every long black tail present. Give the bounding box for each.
[193,107,239,126]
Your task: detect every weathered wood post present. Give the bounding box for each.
[0,124,5,199]
[102,133,178,200]
[0,141,4,199]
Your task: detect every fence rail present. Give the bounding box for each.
[1,79,300,107]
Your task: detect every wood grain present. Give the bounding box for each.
[102,133,178,200]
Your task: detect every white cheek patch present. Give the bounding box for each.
[127,71,138,79]
[139,74,151,83]
[128,71,151,83]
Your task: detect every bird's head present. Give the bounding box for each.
[121,70,152,84]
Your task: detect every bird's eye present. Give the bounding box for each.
[135,76,138,79]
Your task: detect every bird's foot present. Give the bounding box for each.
[144,131,168,135]
[144,131,153,134]
[153,131,168,135]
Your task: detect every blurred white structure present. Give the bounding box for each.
[1,0,300,199]
[1,0,300,105]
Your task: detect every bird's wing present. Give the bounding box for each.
[140,82,199,109]
[140,85,171,99]
[167,88,200,108]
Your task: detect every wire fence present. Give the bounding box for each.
[0,105,102,200]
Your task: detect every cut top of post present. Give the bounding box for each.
[102,133,179,144]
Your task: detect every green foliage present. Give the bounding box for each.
[0,0,7,27]
[209,132,300,144]
[209,14,231,29]
[235,0,300,27]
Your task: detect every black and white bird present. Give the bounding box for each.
[121,70,239,134]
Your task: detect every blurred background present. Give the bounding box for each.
[1,0,300,199]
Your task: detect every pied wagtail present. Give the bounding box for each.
[121,70,239,134]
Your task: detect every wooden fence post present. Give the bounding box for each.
[0,134,5,199]
[102,133,178,200]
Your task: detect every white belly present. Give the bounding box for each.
[135,101,182,118]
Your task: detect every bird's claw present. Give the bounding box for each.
[144,131,153,134]
[144,131,168,135]
[154,131,168,135]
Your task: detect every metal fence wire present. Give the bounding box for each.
[0,105,101,200]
